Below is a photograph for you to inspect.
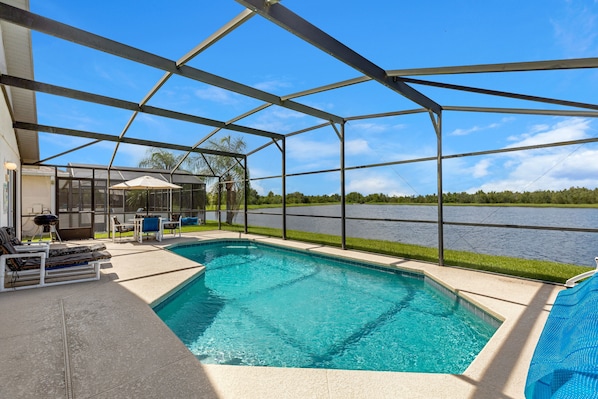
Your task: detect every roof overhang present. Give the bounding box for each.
[0,0,37,163]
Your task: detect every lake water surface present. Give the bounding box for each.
[208,205,598,266]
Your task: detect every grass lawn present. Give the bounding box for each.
[102,221,590,285]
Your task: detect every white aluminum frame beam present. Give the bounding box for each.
[388,57,598,76]
[402,77,598,111]
[0,3,343,124]
[443,106,598,118]
[0,74,283,139]
[112,9,257,169]
[235,0,441,115]
[14,122,243,158]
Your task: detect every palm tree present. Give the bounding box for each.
[138,148,186,170]
[190,136,247,224]
[133,148,190,212]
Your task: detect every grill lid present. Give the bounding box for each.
[33,214,59,226]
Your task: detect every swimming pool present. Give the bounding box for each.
[155,239,500,373]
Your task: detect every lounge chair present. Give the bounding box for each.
[1,227,107,256]
[0,227,111,292]
[161,214,181,237]
[110,216,135,242]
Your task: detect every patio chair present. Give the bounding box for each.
[138,217,162,243]
[110,216,135,242]
[161,214,181,238]
[0,227,111,292]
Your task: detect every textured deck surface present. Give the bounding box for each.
[0,230,562,398]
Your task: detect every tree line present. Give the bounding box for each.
[138,146,598,208]
[246,187,598,205]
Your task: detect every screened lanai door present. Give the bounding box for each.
[56,177,95,240]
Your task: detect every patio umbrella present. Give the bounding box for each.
[109,175,182,216]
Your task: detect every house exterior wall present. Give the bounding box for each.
[0,22,21,230]
[21,171,54,237]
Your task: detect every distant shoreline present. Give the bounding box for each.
[218,202,598,211]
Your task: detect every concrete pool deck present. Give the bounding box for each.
[0,231,563,398]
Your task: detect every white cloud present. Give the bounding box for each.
[287,138,338,161]
[551,3,598,57]
[93,63,138,89]
[246,106,310,133]
[250,179,267,195]
[481,148,598,192]
[529,123,551,134]
[39,132,89,149]
[451,125,482,136]
[472,159,492,178]
[235,116,598,196]
[345,139,373,156]
[253,78,292,92]
[267,107,308,120]
[136,113,168,129]
[346,170,411,196]
[248,119,290,133]
[345,171,400,195]
[466,118,598,192]
[194,86,239,105]
[506,118,591,148]
[348,121,408,135]
[450,121,503,136]
[39,107,98,132]
[287,136,373,161]
[349,122,391,134]
[113,143,149,165]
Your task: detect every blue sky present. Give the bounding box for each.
[29,0,598,196]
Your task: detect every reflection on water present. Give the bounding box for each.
[208,205,598,266]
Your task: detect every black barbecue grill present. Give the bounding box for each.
[33,214,61,242]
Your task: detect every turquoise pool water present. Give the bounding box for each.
[155,240,500,373]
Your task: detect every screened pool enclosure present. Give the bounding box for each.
[2,1,598,265]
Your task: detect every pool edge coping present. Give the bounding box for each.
[115,231,563,397]
[158,237,506,371]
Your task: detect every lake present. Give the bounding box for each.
[207,205,598,267]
